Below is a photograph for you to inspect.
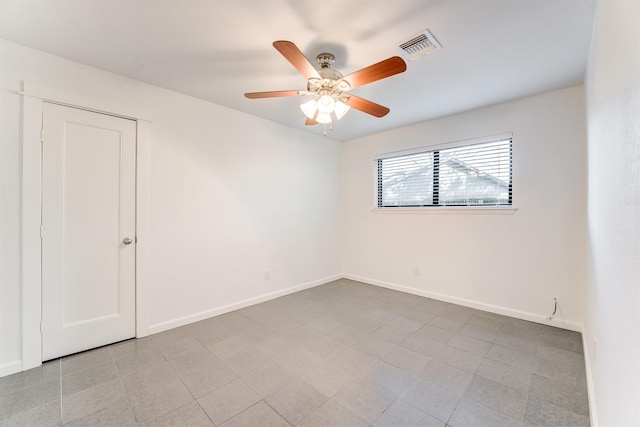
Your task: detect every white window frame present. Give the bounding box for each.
[372,133,517,214]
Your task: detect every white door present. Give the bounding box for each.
[41,102,137,361]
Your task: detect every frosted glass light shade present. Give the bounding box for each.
[317,94,336,114]
[334,101,350,120]
[316,112,332,124]
[300,99,317,119]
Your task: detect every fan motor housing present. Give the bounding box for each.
[307,53,350,94]
[318,67,343,81]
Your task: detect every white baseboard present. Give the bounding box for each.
[0,360,22,378]
[148,274,342,335]
[580,326,599,427]
[343,274,583,332]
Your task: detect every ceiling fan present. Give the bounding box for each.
[244,41,407,127]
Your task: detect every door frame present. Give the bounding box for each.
[21,81,152,371]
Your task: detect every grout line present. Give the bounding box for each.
[260,398,294,426]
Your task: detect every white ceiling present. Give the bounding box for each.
[0,0,597,141]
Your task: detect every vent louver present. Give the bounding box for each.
[398,29,442,61]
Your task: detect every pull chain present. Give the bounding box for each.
[322,122,334,137]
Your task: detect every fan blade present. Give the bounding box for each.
[305,118,318,126]
[344,95,390,118]
[341,56,407,89]
[273,41,321,79]
[244,90,305,99]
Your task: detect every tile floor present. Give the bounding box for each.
[0,279,590,426]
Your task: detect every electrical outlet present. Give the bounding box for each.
[414,267,420,276]
[264,270,270,281]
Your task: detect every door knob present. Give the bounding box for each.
[123,237,133,245]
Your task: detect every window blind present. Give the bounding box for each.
[377,137,512,207]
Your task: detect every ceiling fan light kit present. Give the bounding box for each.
[299,52,353,124]
[244,41,407,133]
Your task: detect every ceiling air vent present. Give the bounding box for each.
[398,29,442,61]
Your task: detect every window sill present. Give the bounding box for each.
[371,206,518,215]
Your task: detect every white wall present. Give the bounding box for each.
[584,0,640,425]
[0,39,341,373]
[341,86,587,329]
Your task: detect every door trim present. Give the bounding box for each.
[21,81,152,371]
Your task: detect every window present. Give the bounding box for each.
[376,136,512,208]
